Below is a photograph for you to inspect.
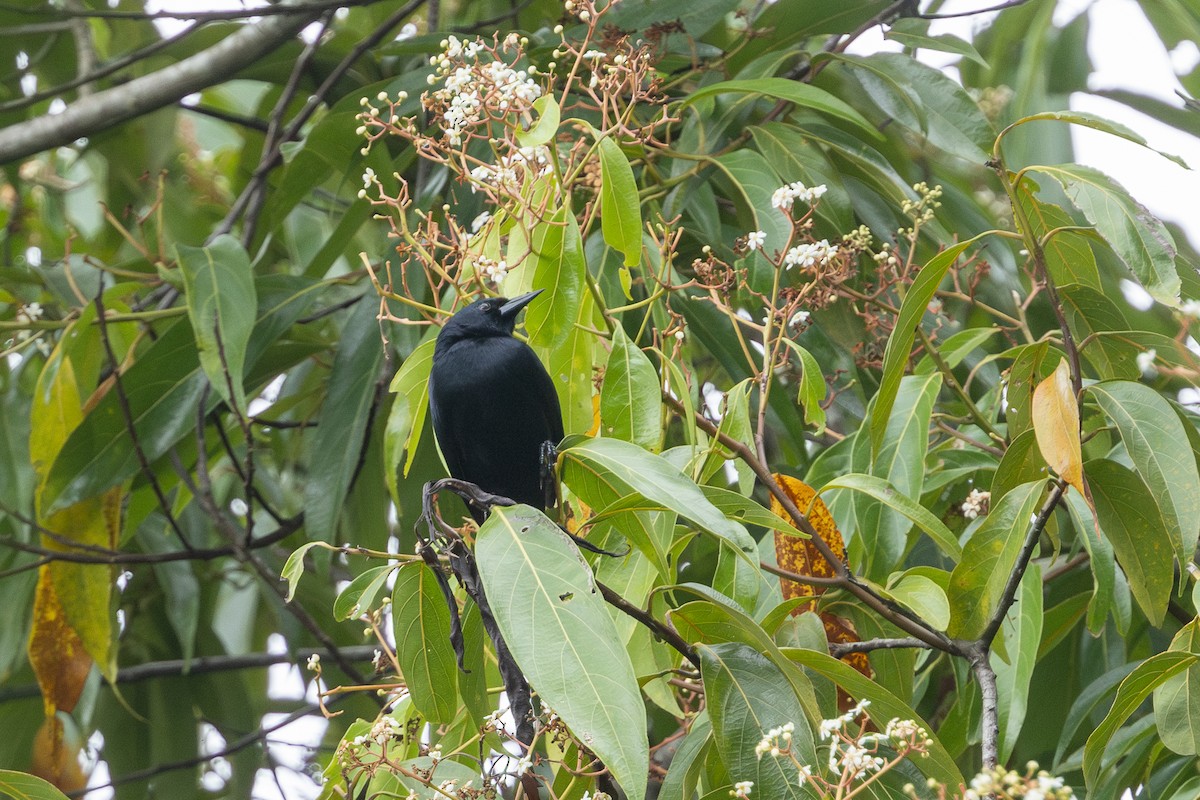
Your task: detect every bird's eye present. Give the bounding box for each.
[479,303,491,312]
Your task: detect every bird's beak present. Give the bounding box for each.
[499,289,544,321]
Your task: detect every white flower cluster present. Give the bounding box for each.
[13,302,43,343]
[957,763,1076,800]
[1180,298,1200,317]
[771,181,827,212]
[832,743,885,780]
[883,718,926,743]
[784,239,839,270]
[901,181,943,225]
[754,721,794,759]
[818,699,870,741]
[731,780,753,798]
[564,0,592,22]
[476,256,509,284]
[1136,348,1156,374]
[426,36,542,146]
[468,145,551,193]
[351,715,402,749]
[961,488,990,520]
[746,230,766,251]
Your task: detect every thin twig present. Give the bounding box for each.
[919,0,1031,19]
[597,581,700,669]
[212,0,427,240]
[94,290,193,551]
[240,11,334,247]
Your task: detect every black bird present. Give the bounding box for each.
[428,290,563,523]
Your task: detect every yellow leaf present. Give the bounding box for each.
[27,568,92,717]
[29,339,118,686]
[1032,358,1084,495]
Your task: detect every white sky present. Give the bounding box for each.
[926,0,1200,248]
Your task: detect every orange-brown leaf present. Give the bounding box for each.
[770,475,869,687]
[30,716,87,793]
[28,567,92,717]
[770,473,846,599]
[824,614,872,682]
[1032,358,1084,495]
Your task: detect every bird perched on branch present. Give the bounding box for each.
[428,289,563,523]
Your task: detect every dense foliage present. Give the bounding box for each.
[2,1,1200,799]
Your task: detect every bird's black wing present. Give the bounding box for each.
[429,337,563,511]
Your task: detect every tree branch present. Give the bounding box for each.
[980,479,1065,645]
[0,645,380,704]
[0,0,379,21]
[661,392,956,654]
[0,0,321,165]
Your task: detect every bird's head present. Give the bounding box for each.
[437,289,544,343]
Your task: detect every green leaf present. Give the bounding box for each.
[600,326,661,450]
[1154,618,1200,756]
[541,288,597,435]
[658,714,712,800]
[476,505,648,800]
[0,770,72,800]
[886,572,950,630]
[384,338,436,501]
[560,436,753,559]
[1084,652,1197,789]
[947,480,1044,639]
[915,327,999,375]
[855,372,942,578]
[516,95,560,147]
[282,542,322,603]
[821,471,962,561]
[838,53,993,162]
[1054,662,1136,769]
[1008,111,1188,168]
[713,149,791,256]
[993,565,1043,762]
[1038,164,1180,306]
[392,562,459,723]
[1063,491,1115,634]
[1013,176,1101,290]
[598,136,642,267]
[669,598,820,723]
[680,78,882,140]
[333,565,394,621]
[1088,380,1200,564]
[304,297,385,542]
[778,339,826,433]
[701,485,805,538]
[699,643,814,800]
[885,18,989,67]
[176,234,257,414]
[872,235,985,453]
[526,206,585,352]
[783,647,965,789]
[1085,459,1174,626]
[43,276,320,512]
